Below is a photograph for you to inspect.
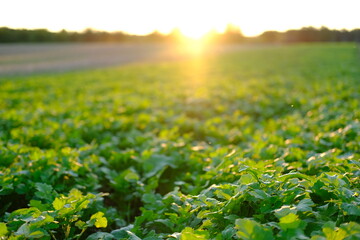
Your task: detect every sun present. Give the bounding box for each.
[175,18,217,40]
[180,26,210,40]
[173,28,210,56]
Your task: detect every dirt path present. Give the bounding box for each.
[0,43,256,77]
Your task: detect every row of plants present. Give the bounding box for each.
[0,43,359,239]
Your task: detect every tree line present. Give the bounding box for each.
[0,26,359,43]
[257,27,360,43]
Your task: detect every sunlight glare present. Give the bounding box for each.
[1,0,359,38]
[180,26,211,40]
[184,38,205,55]
[174,31,212,57]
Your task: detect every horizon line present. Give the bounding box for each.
[1,25,360,38]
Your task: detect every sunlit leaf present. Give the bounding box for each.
[90,212,108,228]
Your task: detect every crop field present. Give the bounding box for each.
[0,43,359,239]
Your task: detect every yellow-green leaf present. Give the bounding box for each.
[279,213,301,230]
[90,212,107,228]
[52,198,65,211]
[75,220,86,229]
[180,227,208,240]
[0,222,8,236]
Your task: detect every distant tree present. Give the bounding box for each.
[146,30,166,42]
[352,29,360,42]
[1,26,360,43]
[259,31,281,43]
[319,27,336,41]
[220,24,244,43]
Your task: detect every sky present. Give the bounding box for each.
[1,0,359,38]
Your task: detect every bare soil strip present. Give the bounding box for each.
[0,43,257,77]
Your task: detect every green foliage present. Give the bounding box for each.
[1,189,107,239]
[0,43,359,239]
[235,219,273,240]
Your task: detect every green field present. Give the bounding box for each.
[0,43,359,239]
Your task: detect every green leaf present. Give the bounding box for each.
[52,198,65,211]
[341,203,360,216]
[214,190,232,200]
[235,219,274,240]
[86,232,114,240]
[249,189,269,200]
[111,229,142,240]
[274,206,297,219]
[279,213,302,230]
[322,223,347,240]
[29,230,45,238]
[278,173,312,182]
[34,183,54,201]
[239,173,257,185]
[296,199,314,212]
[75,220,86,229]
[30,214,54,229]
[0,222,8,236]
[69,188,83,199]
[222,226,236,239]
[9,207,42,221]
[75,199,90,211]
[124,168,140,182]
[339,222,360,238]
[180,227,209,240]
[142,193,157,204]
[15,223,30,236]
[143,154,176,178]
[29,200,47,212]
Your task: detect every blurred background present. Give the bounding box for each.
[0,0,359,76]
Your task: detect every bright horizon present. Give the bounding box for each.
[1,0,359,38]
